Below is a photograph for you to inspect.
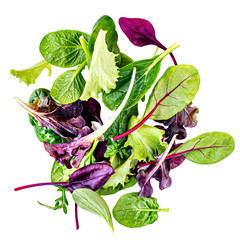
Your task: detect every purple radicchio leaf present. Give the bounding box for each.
[136,135,177,197]
[167,143,185,169]
[14,163,115,193]
[44,126,92,169]
[93,141,108,162]
[155,102,199,143]
[119,17,177,65]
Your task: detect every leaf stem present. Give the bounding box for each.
[79,36,92,66]
[75,203,79,230]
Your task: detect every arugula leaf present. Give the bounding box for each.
[167,132,235,164]
[144,64,200,121]
[103,104,138,158]
[50,62,86,104]
[40,30,89,68]
[10,60,52,86]
[113,192,168,228]
[102,44,179,111]
[72,188,114,231]
[37,187,68,214]
[80,30,119,100]
[124,115,166,161]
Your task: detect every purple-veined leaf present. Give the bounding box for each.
[166,132,235,164]
[119,17,177,65]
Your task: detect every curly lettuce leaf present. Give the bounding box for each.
[80,30,119,100]
[124,115,167,161]
[10,60,52,86]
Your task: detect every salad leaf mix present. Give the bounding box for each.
[12,15,235,231]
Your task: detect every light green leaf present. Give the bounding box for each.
[168,132,235,164]
[124,115,167,161]
[144,64,200,120]
[50,62,86,104]
[72,188,114,232]
[103,158,134,189]
[80,30,119,100]
[10,60,52,86]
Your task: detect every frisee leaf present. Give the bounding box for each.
[10,60,52,86]
[80,30,119,100]
[72,188,114,232]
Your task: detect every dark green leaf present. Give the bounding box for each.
[113,192,168,228]
[102,44,179,111]
[88,15,120,61]
[40,30,89,68]
[167,132,235,164]
[117,52,133,68]
[72,188,114,231]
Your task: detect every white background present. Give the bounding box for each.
[1,0,240,239]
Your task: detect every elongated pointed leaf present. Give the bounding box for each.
[144,64,200,121]
[10,60,51,86]
[167,132,235,164]
[50,69,86,104]
[103,44,179,111]
[80,30,119,100]
[40,30,89,68]
[72,188,114,231]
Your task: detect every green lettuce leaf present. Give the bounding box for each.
[124,115,167,161]
[10,60,52,86]
[80,30,119,100]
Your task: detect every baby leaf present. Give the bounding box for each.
[119,17,177,65]
[167,132,235,164]
[124,115,166,161]
[88,15,120,60]
[102,43,179,111]
[10,60,52,86]
[50,63,86,104]
[144,64,200,121]
[113,192,168,228]
[40,30,89,68]
[72,188,114,232]
[80,30,119,100]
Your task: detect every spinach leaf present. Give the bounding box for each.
[124,115,167,161]
[167,132,235,164]
[113,192,168,228]
[50,62,86,104]
[88,15,120,62]
[103,104,138,158]
[40,30,89,68]
[10,60,52,86]
[102,44,179,111]
[72,188,114,232]
[118,52,133,68]
[144,64,200,121]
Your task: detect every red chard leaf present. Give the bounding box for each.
[119,17,177,65]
